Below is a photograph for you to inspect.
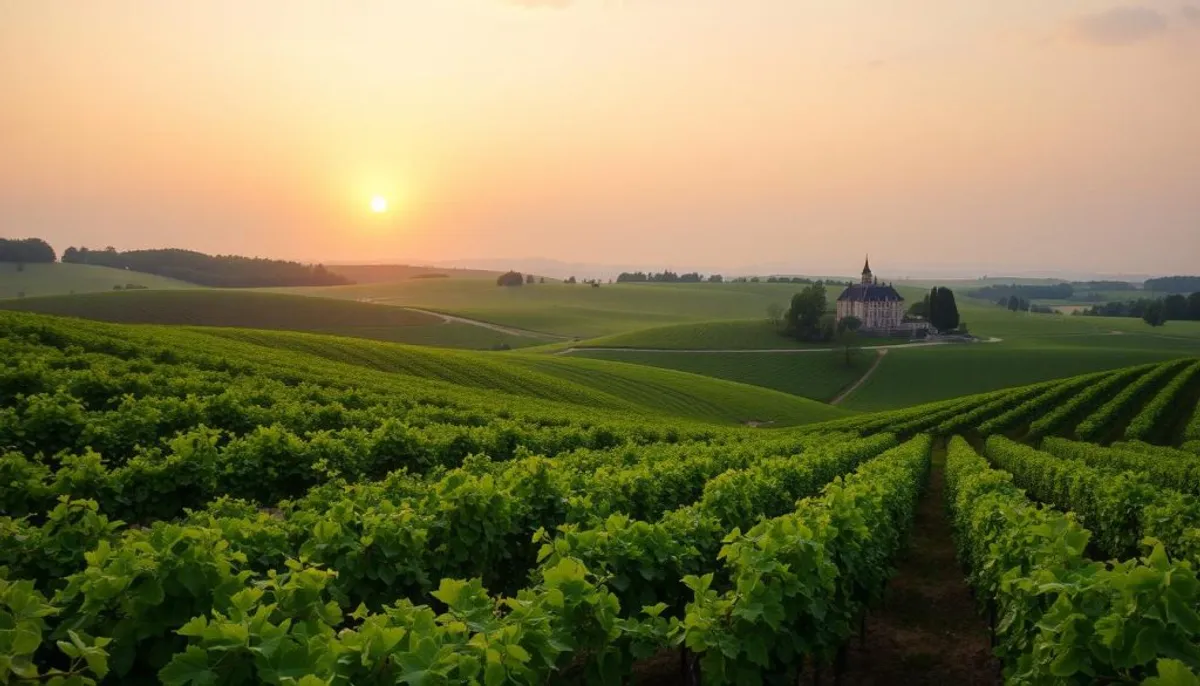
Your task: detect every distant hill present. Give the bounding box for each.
[325,264,502,284]
[62,247,350,287]
[0,289,545,349]
[0,262,197,299]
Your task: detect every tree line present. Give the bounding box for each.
[993,296,1058,314]
[496,271,547,286]
[1079,292,1200,326]
[1144,276,1200,294]
[968,283,1075,301]
[62,247,352,287]
[0,237,56,265]
[616,270,709,283]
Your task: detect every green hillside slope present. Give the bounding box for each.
[0,290,543,350]
[0,311,846,426]
[276,280,863,338]
[0,262,196,299]
[195,326,849,426]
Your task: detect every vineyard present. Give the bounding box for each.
[3,310,1200,684]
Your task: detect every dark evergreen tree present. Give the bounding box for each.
[930,287,961,332]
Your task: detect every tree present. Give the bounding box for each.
[0,238,56,264]
[1163,294,1188,320]
[497,271,524,287]
[565,276,577,284]
[525,274,535,285]
[1143,300,1167,327]
[766,303,784,329]
[1006,295,1021,312]
[1189,292,1200,321]
[539,277,545,284]
[707,274,724,283]
[783,283,827,341]
[836,316,862,365]
[908,295,930,319]
[929,287,961,332]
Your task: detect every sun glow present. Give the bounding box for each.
[370,196,388,213]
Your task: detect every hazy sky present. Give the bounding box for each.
[2,1,1198,275]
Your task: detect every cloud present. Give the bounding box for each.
[1071,6,1169,45]
[1183,4,1200,25]
[505,0,572,8]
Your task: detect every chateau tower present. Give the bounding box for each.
[861,256,873,285]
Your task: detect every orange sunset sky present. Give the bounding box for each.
[2,1,1198,275]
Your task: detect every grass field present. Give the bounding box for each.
[840,333,1200,411]
[0,289,545,350]
[574,319,898,350]
[0,262,197,299]
[276,280,863,338]
[570,348,875,401]
[159,324,852,426]
[574,298,1200,409]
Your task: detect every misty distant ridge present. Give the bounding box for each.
[323,256,1164,284]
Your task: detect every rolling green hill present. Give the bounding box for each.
[571,348,875,402]
[570,296,1200,410]
[0,262,197,299]
[192,326,849,426]
[0,290,544,350]
[574,318,897,350]
[0,310,849,426]
[276,280,849,338]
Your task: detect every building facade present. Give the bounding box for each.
[835,258,906,332]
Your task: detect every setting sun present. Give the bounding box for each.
[370,196,388,213]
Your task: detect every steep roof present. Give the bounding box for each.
[838,283,904,303]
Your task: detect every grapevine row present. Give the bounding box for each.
[1041,436,1200,495]
[1125,360,1200,441]
[1074,359,1192,442]
[2,435,921,684]
[945,436,1200,683]
[1025,363,1154,439]
[975,370,1108,435]
[984,435,1200,561]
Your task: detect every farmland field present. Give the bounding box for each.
[0,290,546,350]
[4,307,1200,684]
[0,262,197,299]
[276,279,879,338]
[573,318,897,350]
[571,348,875,402]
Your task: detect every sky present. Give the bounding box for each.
[2,1,1199,277]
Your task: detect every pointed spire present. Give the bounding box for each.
[861,255,873,284]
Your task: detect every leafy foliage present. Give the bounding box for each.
[946,437,1200,685]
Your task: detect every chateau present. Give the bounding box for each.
[836,258,906,332]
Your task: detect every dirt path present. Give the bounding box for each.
[830,349,888,406]
[556,337,1003,356]
[816,442,1000,685]
[393,306,573,341]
